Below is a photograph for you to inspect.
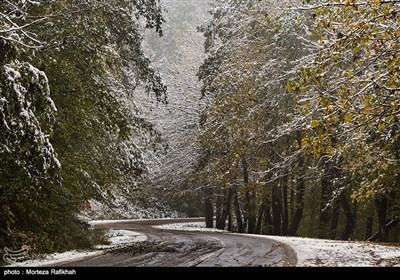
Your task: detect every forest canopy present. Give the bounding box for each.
[194,0,400,242]
[0,0,165,253]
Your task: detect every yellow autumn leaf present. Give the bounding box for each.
[384,33,392,40]
[258,159,267,165]
[386,115,395,122]
[363,107,371,115]
[310,120,319,128]
[326,146,334,156]
[302,137,310,146]
[329,115,339,124]
[378,123,385,130]
[347,70,354,77]
[344,113,353,123]
[381,163,389,171]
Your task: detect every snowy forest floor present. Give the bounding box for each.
[7,220,400,267]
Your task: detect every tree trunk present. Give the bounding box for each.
[204,187,214,228]
[375,197,389,242]
[282,173,289,235]
[227,211,232,232]
[216,190,226,230]
[243,158,256,233]
[318,157,333,239]
[365,216,373,240]
[368,219,399,242]
[255,203,265,234]
[329,199,340,240]
[290,188,295,223]
[288,131,306,236]
[340,193,355,240]
[263,203,273,235]
[233,187,244,233]
[288,179,305,236]
[217,187,233,230]
[215,190,223,229]
[226,187,233,231]
[272,184,282,235]
[246,191,256,234]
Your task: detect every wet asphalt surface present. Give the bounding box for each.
[59,219,297,267]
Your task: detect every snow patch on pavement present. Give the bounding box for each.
[168,222,400,267]
[7,229,147,267]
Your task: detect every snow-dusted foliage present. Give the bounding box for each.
[191,0,400,242]
[0,61,59,183]
[81,191,182,220]
[0,0,169,255]
[133,0,211,214]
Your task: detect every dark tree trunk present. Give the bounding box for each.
[368,219,399,242]
[243,158,256,233]
[215,190,223,228]
[318,158,333,239]
[226,187,233,231]
[365,216,373,240]
[329,199,340,240]
[217,187,233,230]
[263,203,273,235]
[233,187,244,233]
[246,190,256,234]
[288,131,306,236]
[375,197,389,242]
[204,187,214,228]
[272,185,282,235]
[290,188,295,223]
[282,173,289,235]
[216,190,226,230]
[227,211,232,232]
[255,203,265,234]
[288,179,305,236]
[340,193,355,240]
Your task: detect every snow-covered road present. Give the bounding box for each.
[59,218,296,267]
[10,219,400,267]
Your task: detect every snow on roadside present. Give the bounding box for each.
[97,230,147,248]
[89,217,179,226]
[7,229,147,267]
[264,235,400,267]
[155,222,226,233]
[163,222,400,267]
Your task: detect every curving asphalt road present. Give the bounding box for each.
[61,219,297,267]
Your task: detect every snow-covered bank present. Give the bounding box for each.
[265,235,400,267]
[100,230,147,248]
[89,217,202,226]
[155,222,226,233]
[7,229,147,267]
[160,222,400,267]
